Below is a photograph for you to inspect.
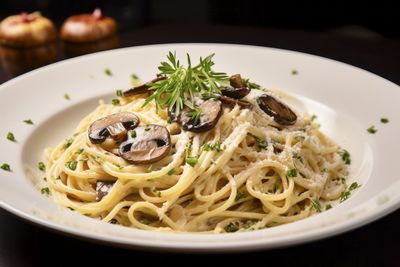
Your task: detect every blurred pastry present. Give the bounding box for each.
[0,12,56,47]
[60,8,117,43]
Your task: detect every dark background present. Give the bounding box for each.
[1,1,399,266]
[0,0,399,39]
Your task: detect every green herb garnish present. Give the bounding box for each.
[131,73,139,80]
[292,152,303,162]
[287,168,297,177]
[104,68,112,76]
[66,161,78,171]
[131,130,137,138]
[291,69,298,75]
[143,52,228,117]
[75,148,84,154]
[64,93,70,100]
[6,132,15,142]
[112,99,120,105]
[41,187,50,195]
[235,191,246,202]
[242,78,260,89]
[23,119,34,125]
[202,141,225,152]
[367,125,377,134]
[380,117,389,124]
[167,168,175,175]
[340,182,361,202]
[338,149,351,165]
[186,156,198,167]
[56,176,61,180]
[38,162,46,171]
[310,114,317,121]
[251,134,268,150]
[116,89,123,97]
[310,198,321,212]
[325,204,332,210]
[225,222,239,233]
[1,163,11,172]
[64,138,73,149]
[139,217,150,225]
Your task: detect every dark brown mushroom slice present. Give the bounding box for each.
[219,95,252,109]
[180,99,222,132]
[122,75,166,97]
[229,74,245,88]
[257,94,297,125]
[221,87,250,99]
[119,125,171,164]
[96,180,114,201]
[88,112,139,144]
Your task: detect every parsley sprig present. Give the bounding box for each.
[143,52,229,116]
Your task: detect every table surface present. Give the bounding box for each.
[1,24,399,267]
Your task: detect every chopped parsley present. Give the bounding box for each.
[56,176,61,180]
[310,114,317,121]
[112,99,120,106]
[202,141,225,152]
[225,222,239,233]
[338,149,351,165]
[113,163,123,169]
[43,177,47,181]
[1,163,11,172]
[167,168,175,175]
[153,189,161,197]
[186,156,198,167]
[139,217,150,225]
[104,68,113,76]
[325,204,332,210]
[251,134,268,150]
[340,182,361,202]
[64,93,70,100]
[131,130,137,138]
[310,198,321,212]
[242,78,260,89]
[23,119,34,125]
[64,138,73,149]
[6,132,15,142]
[116,89,123,97]
[287,168,298,177]
[38,162,46,171]
[292,152,303,162]
[66,160,78,171]
[291,69,298,75]
[235,191,246,202]
[131,73,139,80]
[380,117,389,124]
[367,125,377,134]
[75,148,84,154]
[41,187,50,195]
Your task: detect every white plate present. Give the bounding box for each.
[1,43,399,252]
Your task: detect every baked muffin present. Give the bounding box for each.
[60,8,117,43]
[0,12,56,47]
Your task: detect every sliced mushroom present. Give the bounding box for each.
[122,75,166,97]
[229,74,245,88]
[179,99,222,132]
[257,94,297,125]
[88,112,139,144]
[119,125,171,164]
[221,87,251,99]
[219,95,252,109]
[96,180,114,201]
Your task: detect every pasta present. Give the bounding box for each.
[42,54,350,233]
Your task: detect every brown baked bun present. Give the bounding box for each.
[0,12,56,47]
[60,8,117,43]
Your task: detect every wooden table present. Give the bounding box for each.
[1,25,399,266]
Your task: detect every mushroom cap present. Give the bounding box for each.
[119,125,171,164]
[88,112,139,144]
[60,9,117,43]
[219,95,252,109]
[229,74,245,88]
[180,98,223,132]
[123,75,166,97]
[0,12,56,47]
[221,87,251,99]
[257,94,297,125]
